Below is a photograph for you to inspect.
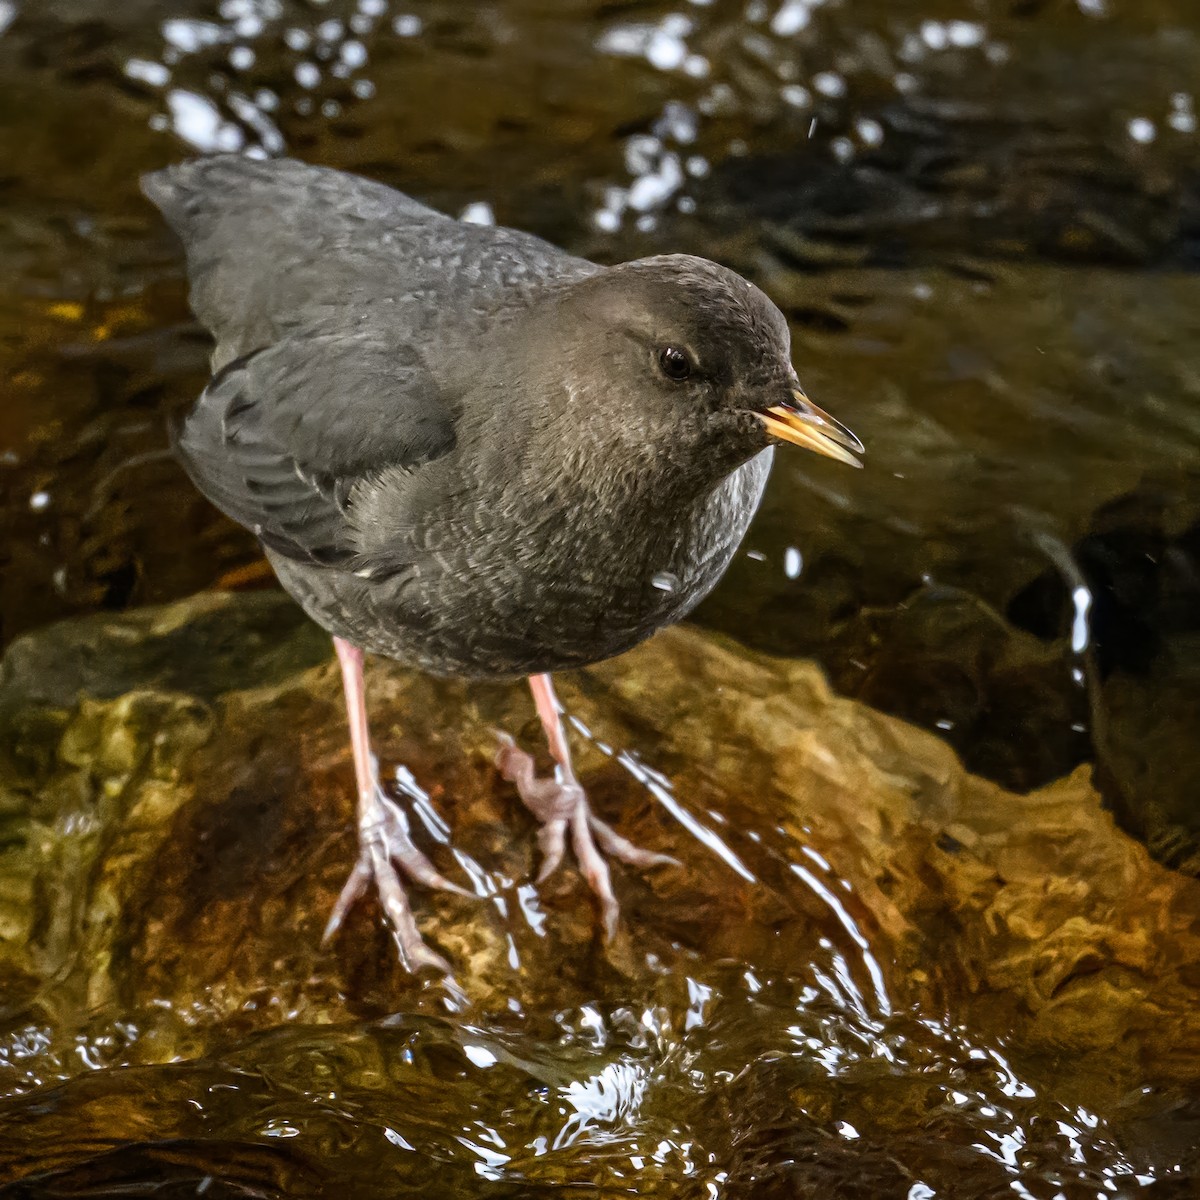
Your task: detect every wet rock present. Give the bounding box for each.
[1,591,1197,1194]
[1010,474,1200,875]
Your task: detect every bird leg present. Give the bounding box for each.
[496,673,676,939]
[321,637,468,974]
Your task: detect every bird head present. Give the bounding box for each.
[533,254,862,484]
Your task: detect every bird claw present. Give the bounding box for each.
[322,781,467,975]
[535,818,568,883]
[586,815,680,871]
[496,734,674,937]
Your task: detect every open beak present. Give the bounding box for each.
[758,389,863,468]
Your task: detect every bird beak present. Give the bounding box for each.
[758,389,863,468]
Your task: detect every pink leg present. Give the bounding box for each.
[496,673,676,939]
[322,637,468,974]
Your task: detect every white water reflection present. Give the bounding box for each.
[554,1060,648,1150]
[790,862,890,1016]
[617,749,756,884]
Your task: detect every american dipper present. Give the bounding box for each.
[142,156,862,973]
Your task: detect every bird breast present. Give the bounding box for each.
[271,449,772,680]
[450,446,774,673]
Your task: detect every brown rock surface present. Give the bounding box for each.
[1,591,1196,1195]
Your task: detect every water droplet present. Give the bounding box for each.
[1127,116,1156,144]
[813,70,846,98]
[1070,585,1093,653]
[831,136,855,163]
[920,20,948,51]
[947,20,986,48]
[463,1044,498,1069]
[125,58,170,87]
[460,201,494,226]
[784,547,802,579]
[261,1119,300,1138]
[652,571,678,593]
[771,0,810,37]
[384,1126,415,1150]
[339,39,368,70]
[294,61,320,88]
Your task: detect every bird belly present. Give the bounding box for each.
[266,451,771,679]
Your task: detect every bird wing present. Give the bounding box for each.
[141,156,594,366]
[145,157,600,572]
[173,325,456,570]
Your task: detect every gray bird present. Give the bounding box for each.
[142,156,862,974]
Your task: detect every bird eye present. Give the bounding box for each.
[657,346,692,382]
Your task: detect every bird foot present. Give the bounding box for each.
[495,733,677,939]
[321,776,470,975]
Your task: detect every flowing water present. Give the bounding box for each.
[0,0,1198,1196]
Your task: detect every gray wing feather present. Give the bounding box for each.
[141,155,593,364]
[173,330,455,568]
[145,156,596,570]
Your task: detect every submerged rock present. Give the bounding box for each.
[1,590,1197,1194]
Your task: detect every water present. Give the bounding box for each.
[1,0,1198,1195]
